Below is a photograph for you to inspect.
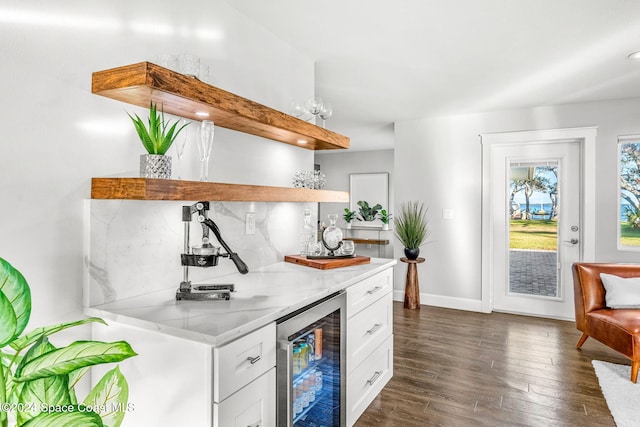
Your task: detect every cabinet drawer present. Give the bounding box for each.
[347,335,393,427]
[214,368,275,427]
[346,268,393,317]
[347,292,392,371]
[214,322,276,402]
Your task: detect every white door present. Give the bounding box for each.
[488,141,581,319]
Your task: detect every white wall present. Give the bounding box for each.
[394,97,640,309]
[315,149,394,227]
[0,1,314,332]
[315,149,394,258]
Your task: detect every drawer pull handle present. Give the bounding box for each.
[247,355,261,365]
[247,423,260,427]
[367,370,382,386]
[366,323,382,335]
[367,286,383,295]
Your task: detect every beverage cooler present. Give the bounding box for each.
[276,292,346,426]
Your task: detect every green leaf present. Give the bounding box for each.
[10,317,107,353]
[68,366,90,405]
[68,366,90,393]
[0,257,31,347]
[128,113,154,154]
[127,102,188,154]
[22,407,104,427]
[83,367,128,427]
[14,341,137,383]
[0,292,17,349]
[0,362,7,427]
[18,375,71,425]
[16,337,71,425]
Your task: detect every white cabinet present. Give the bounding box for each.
[214,368,276,427]
[89,265,394,427]
[347,293,393,370]
[213,323,276,402]
[345,267,394,426]
[346,267,393,315]
[90,321,276,427]
[346,335,393,425]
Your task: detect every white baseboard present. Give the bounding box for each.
[393,290,483,312]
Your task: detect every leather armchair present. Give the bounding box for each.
[572,263,640,382]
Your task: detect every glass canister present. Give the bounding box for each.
[299,208,315,255]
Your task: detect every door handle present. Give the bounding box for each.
[563,238,579,244]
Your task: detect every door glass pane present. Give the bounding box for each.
[508,162,559,297]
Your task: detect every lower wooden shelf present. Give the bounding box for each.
[347,238,389,246]
[91,178,349,202]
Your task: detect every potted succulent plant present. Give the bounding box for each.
[379,209,393,230]
[343,208,357,229]
[128,102,188,179]
[395,201,430,260]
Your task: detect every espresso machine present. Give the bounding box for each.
[176,201,249,301]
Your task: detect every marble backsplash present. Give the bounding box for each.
[84,199,317,306]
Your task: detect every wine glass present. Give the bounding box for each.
[305,97,323,120]
[174,119,190,179]
[319,103,332,128]
[291,101,307,118]
[198,120,214,181]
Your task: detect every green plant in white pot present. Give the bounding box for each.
[128,102,188,179]
[395,201,430,260]
[0,257,137,427]
[379,209,392,230]
[343,208,357,229]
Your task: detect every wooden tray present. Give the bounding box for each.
[284,254,371,270]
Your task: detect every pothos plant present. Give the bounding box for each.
[127,102,188,155]
[0,257,137,427]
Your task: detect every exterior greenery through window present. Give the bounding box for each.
[509,163,558,251]
[619,138,640,248]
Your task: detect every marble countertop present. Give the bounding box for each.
[85,258,396,347]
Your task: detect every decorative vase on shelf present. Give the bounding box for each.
[299,208,315,255]
[322,213,344,256]
[382,223,390,231]
[404,248,420,260]
[140,154,172,179]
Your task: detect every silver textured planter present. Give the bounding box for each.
[140,154,172,179]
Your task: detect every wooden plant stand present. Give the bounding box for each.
[400,257,425,309]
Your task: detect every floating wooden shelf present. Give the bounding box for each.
[92,62,349,150]
[91,178,349,202]
[347,238,390,246]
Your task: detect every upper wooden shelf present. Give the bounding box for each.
[91,178,349,202]
[92,62,349,151]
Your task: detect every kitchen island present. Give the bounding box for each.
[85,258,396,426]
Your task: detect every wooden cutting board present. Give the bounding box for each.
[284,254,371,270]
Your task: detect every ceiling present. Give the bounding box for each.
[227,0,640,151]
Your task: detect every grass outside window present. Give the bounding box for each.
[620,223,640,246]
[510,220,557,251]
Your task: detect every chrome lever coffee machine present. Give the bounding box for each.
[176,201,249,301]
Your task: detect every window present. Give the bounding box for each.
[618,136,640,250]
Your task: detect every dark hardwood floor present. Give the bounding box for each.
[356,302,628,426]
